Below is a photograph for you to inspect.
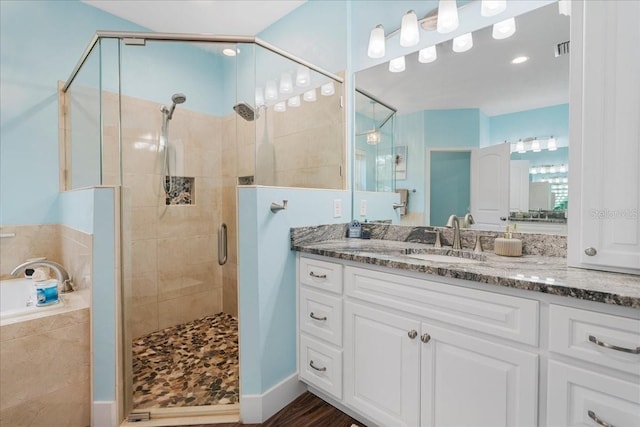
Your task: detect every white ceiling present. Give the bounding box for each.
[356,2,570,116]
[82,0,306,36]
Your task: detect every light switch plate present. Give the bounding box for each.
[360,200,367,216]
[333,199,342,218]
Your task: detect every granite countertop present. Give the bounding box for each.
[293,239,640,309]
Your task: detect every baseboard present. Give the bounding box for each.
[240,373,307,423]
[93,400,117,427]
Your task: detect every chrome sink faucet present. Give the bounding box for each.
[11,260,74,293]
[446,215,463,250]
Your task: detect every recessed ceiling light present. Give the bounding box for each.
[511,56,529,64]
[222,48,237,57]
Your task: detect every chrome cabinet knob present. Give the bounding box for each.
[584,247,597,256]
[421,333,431,343]
[408,330,418,339]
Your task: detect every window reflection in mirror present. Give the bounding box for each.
[354,1,570,234]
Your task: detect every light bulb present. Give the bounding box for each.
[287,95,301,107]
[367,25,386,59]
[516,139,525,153]
[389,56,406,73]
[265,80,278,101]
[532,138,541,152]
[559,164,567,173]
[547,136,557,151]
[539,166,547,174]
[452,33,473,53]
[400,10,420,47]
[274,102,286,112]
[481,0,506,17]
[303,89,317,102]
[255,87,265,107]
[437,0,459,34]
[549,166,557,173]
[493,17,516,39]
[367,131,381,145]
[530,167,537,175]
[295,66,310,87]
[418,46,437,63]
[321,82,335,96]
[279,73,293,94]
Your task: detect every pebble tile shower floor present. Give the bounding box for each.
[132,313,239,409]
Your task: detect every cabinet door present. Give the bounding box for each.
[420,323,538,427]
[547,360,640,427]
[344,301,421,427]
[569,0,640,272]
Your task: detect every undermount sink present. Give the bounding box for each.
[405,253,482,264]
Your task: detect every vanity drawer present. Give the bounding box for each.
[299,256,343,294]
[549,304,640,375]
[547,361,640,427]
[344,266,539,346]
[300,287,342,346]
[299,334,342,399]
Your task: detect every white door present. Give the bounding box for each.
[420,323,538,427]
[570,0,640,272]
[510,159,530,212]
[470,142,510,228]
[344,301,421,427]
[547,361,640,427]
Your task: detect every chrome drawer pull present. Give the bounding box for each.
[309,312,327,321]
[408,330,418,339]
[421,333,431,343]
[309,360,326,372]
[588,410,615,427]
[588,335,640,354]
[309,271,327,279]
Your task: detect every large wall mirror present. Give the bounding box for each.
[354,1,570,234]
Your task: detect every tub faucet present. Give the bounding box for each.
[11,260,74,293]
[445,215,463,250]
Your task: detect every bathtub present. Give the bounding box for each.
[0,278,65,322]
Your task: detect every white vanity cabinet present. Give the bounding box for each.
[569,0,640,273]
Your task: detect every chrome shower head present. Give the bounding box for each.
[163,93,187,120]
[233,102,256,121]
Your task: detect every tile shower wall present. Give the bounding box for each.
[101,92,227,338]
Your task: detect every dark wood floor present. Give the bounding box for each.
[196,392,364,427]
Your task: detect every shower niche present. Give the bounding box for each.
[61,33,345,422]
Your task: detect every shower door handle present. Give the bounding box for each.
[218,223,228,265]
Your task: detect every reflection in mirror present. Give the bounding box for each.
[354,1,570,234]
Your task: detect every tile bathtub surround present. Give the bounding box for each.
[132,312,238,409]
[290,223,567,258]
[292,239,640,308]
[0,307,91,426]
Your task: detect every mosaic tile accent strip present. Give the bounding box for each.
[132,313,238,409]
[165,176,194,205]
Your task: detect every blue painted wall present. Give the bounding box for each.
[430,151,471,226]
[395,112,425,216]
[239,186,351,395]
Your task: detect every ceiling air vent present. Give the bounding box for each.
[554,41,570,57]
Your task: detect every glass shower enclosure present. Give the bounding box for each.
[62,31,344,423]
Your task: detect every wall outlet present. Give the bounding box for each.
[360,200,367,216]
[333,199,342,218]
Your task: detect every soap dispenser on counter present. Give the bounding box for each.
[494,224,523,257]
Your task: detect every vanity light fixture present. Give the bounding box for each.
[265,80,278,101]
[516,139,526,153]
[274,101,286,112]
[418,45,437,63]
[437,0,460,34]
[320,82,335,96]
[493,17,516,39]
[453,32,473,53]
[295,66,311,87]
[547,136,558,151]
[531,138,541,152]
[279,73,293,94]
[303,89,317,102]
[481,0,507,17]
[511,56,529,64]
[367,25,386,59]
[255,87,265,107]
[400,10,420,47]
[559,164,567,173]
[389,55,406,72]
[287,95,301,107]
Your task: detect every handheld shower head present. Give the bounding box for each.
[233,102,256,121]
[163,93,187,120]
